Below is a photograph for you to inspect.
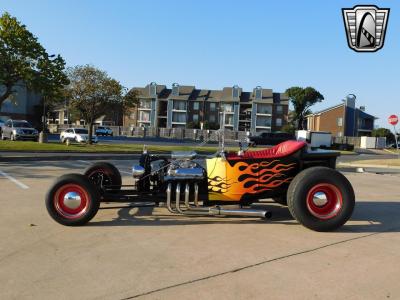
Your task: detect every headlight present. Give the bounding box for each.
[15,129,23,134]
[33,129,38,135]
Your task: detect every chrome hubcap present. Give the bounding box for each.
[63,191,82,209]
[312,191,328,206]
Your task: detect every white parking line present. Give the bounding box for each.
[0,170,29,189]
[120,170,131,175]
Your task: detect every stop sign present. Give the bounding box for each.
[388,115,398,126]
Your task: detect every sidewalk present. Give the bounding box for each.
[338,161,400,170]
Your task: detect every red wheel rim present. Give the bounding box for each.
[306,183,343,220]
[53,184,90,219]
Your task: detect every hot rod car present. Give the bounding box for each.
[45,140,355,231]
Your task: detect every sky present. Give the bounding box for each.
[1,0,399,129]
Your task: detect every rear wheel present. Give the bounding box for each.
[46,174,100,226]
[287,167,355,231]
[84,162,122,193]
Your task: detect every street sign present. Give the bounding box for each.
[388,114,398,126]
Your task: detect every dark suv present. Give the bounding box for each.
[247,132,295,147]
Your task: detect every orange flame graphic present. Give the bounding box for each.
[207,158,297,201]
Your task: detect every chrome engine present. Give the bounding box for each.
[165,158,205,181]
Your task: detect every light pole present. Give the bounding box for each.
[39,54,56,143]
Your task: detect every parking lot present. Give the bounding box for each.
[1,159,400,299]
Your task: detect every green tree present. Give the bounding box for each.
[285,87,324,130]
[66,65,124,144]
[281,123,295,135]
[0,12,68,106]
[372,127,395,144]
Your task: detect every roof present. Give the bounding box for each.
[306,103,344,117]
[132,83,288,104]
[168,85,195,100]
[306,102,377,119]
[251,88,273,101]
[221,87,242,101]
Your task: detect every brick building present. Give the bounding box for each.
[124,83,289,133]
[306,97,376,137]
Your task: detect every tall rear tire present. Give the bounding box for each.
[287,167,355,232]
[84,162,122,193]
[46,174,100,226]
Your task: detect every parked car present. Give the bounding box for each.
[388,142,400,149]
[247,132,295,147]
[0,120,4,135]
[95,126,113,136]
[60,128,98,143]
[1,119,39,141]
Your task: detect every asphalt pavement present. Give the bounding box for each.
[1,159,400,299]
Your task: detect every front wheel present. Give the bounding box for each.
[287,167,355,232]
[84,162,122,193]
[45,174,100,226]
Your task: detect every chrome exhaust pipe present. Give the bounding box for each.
[214,207,271,218]
[175,183,185,214]
[194,183,199,207]
[184,183,190,208]
[166,183,176,213]
[167,182,270,219]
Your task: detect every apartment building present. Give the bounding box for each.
[306,96,376,137]
[125,83,289,133]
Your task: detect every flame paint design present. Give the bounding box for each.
[208,176,235,193]
[206,158,297,201]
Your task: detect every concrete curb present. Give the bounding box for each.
[338,162,400,170]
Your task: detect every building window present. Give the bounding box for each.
[276,118,282,126]
[193,114,199,122]
[193,101,200,110]
[139,99,151,109]
[256,116,272,127]
[337,131,343,137]
[222,103,234,113]
[172,112,186,123]
[210,102,216,111]
[130,113,135,120]
[276,105,283,113]
[139,111,150,122]
[225,114,233,126]
[257,104,272,114]
[173,100,186,111]
[209,114,216,123]
[337,117,343,127]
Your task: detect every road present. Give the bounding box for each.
[0,159,400,299]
